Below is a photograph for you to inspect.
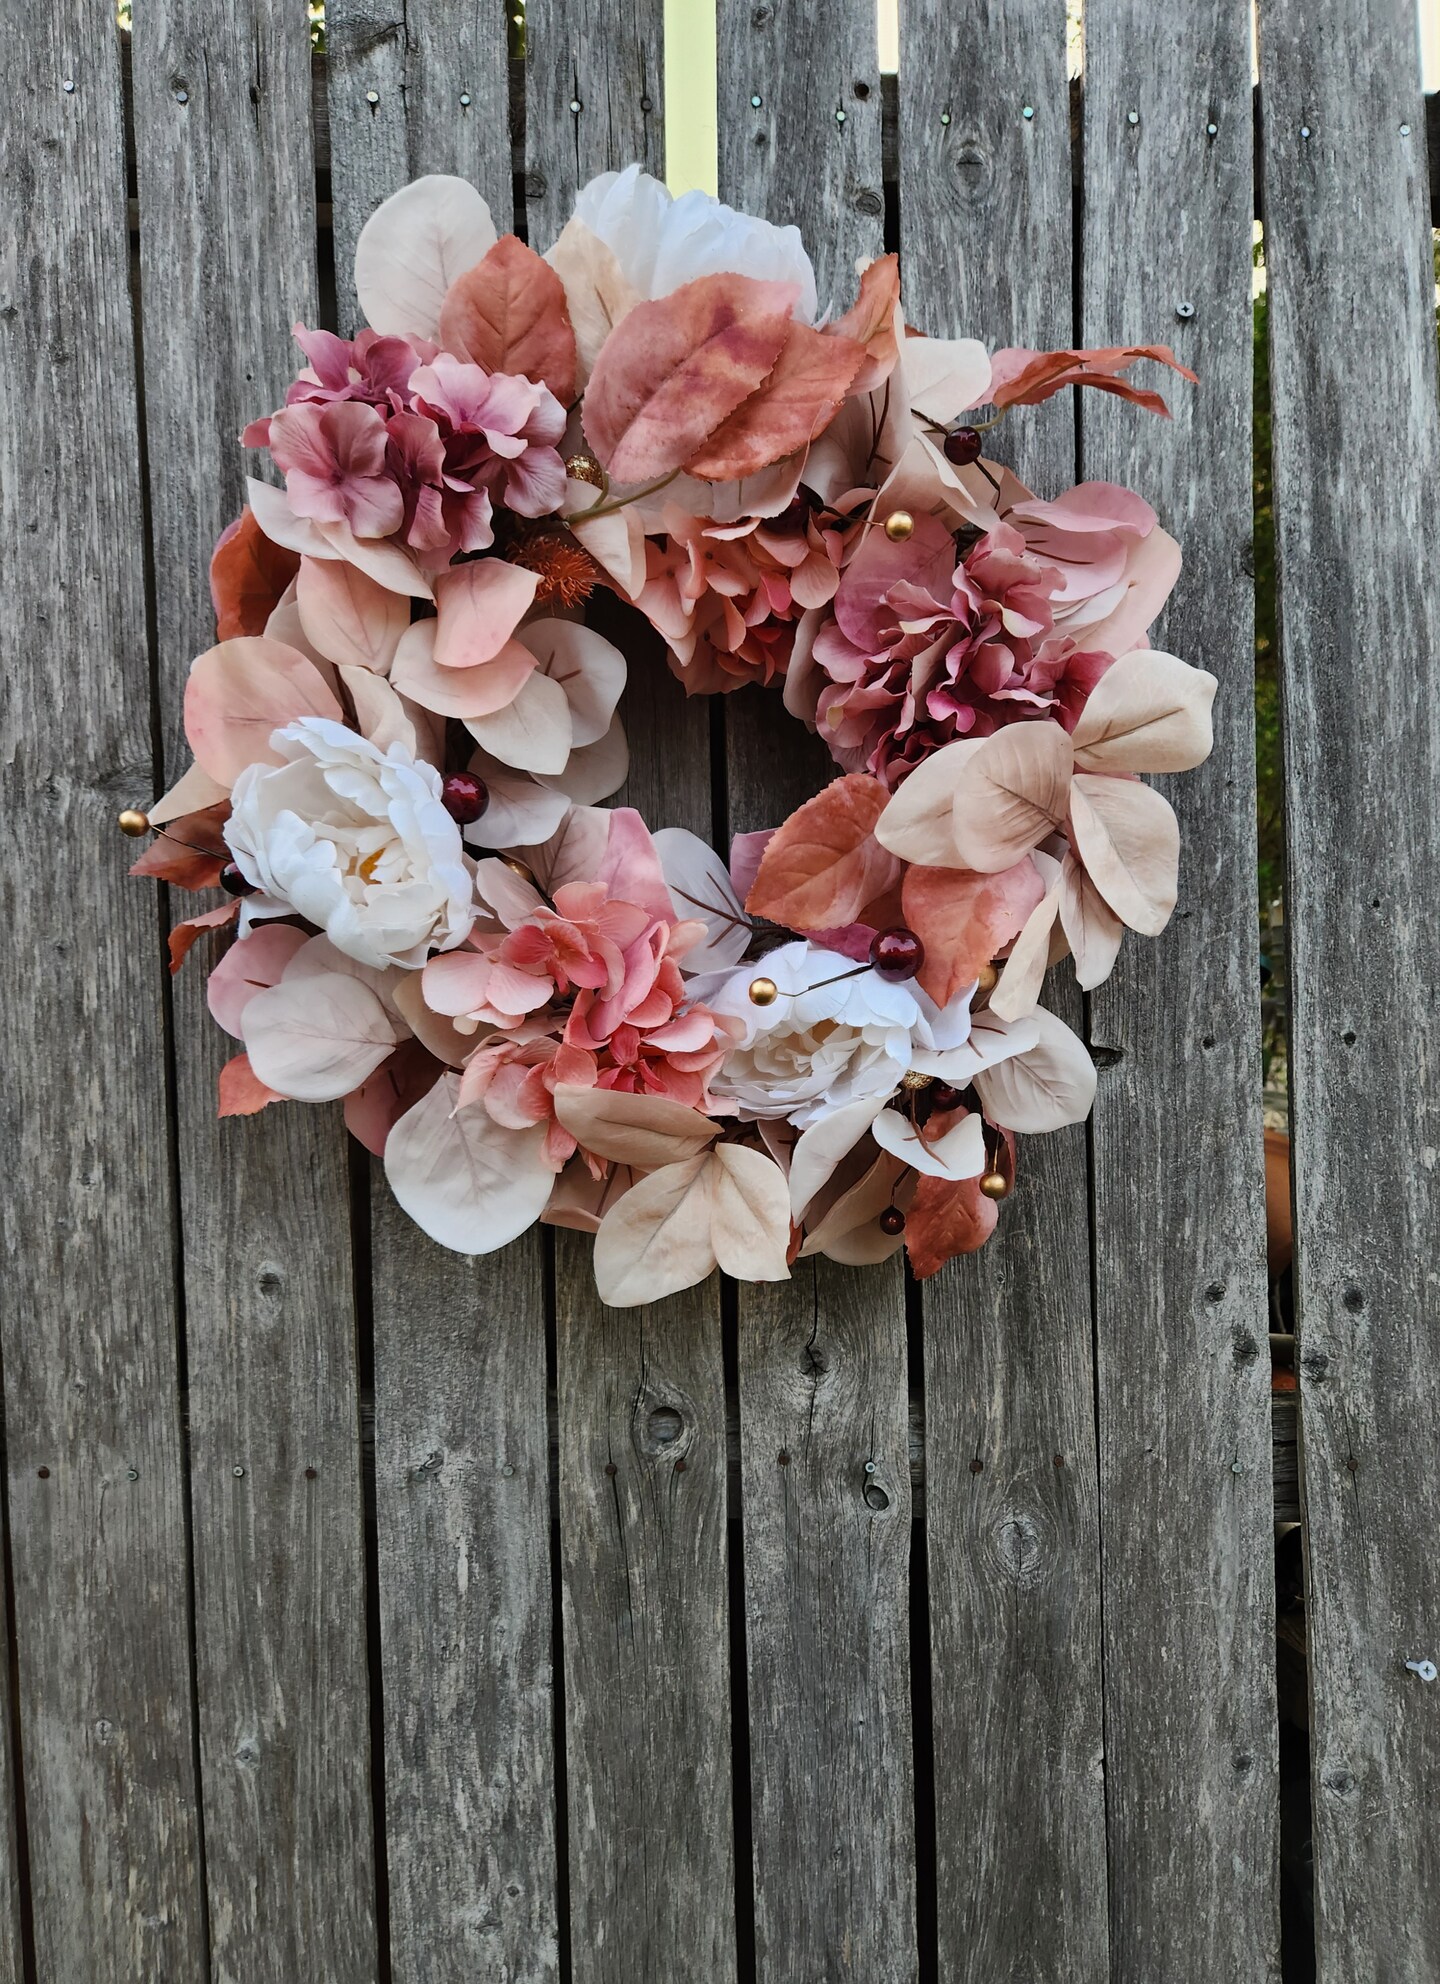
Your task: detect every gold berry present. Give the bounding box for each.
[500,856,536,884]
[565,453,606,488]
[748,976,779,1007]
[117,808,151,837]
[975,962,999,994]
[883,510,915,542]
[901,1070,932,1092]
[979,1170,1009,1200]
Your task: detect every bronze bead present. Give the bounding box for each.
[117,808,151,837]
[748,976,779,1007]
[565,453,606,488]
[883,509,915,542]
[975,961,999,993]
[901,1070,932,1092]
[979,1170,1009,1200]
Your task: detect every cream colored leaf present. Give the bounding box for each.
[592,1155,718,1306]
[1057,849,1124,990]
[1071,649,1217,774]
[973,1005,1097,1134]
[873,739,982,867]
[552,1084,719,1168]
[241,972,399,1101]
[708,1145,792,1283]
[989,884,1061,1022]
[1067,773,1180,936]
[947,724,1074,873]
[544,217,643,388]
[385,1071,554,1254]
[465,667,573,774]
[355,175,498,339]
[871,1105,986,1180]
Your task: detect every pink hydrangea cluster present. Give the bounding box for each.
[243,326,567,567]
[422,876,734,1170]
[799,486,1164,789]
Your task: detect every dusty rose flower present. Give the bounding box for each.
[408,356,567,560]
[266,400,404,540]
[637,506,847,693]
[809,484,1167,786]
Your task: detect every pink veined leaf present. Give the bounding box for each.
[745,774,899,931]
[901,859,1046,1008]
[986,343,1199,417]
[824,254,902,393]
[683,321,868,483]
[183,636,342,784]
[217,1052,284,1119]
[583,272,800,483]
[903,1166,1001,1278]
[439,234,578,405]
[295,555,411,673]
[129,800,230,891]
[390,617,539,721]
[169,901,239,974]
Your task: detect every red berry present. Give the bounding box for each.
[878,1205,906,1236]
[929,1082,962,1112]
[219,862,257,898]
[869,926,925,981]
[943,425,983,466]
[441,772,489,825]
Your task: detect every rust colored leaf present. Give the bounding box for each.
[745,773,900,931]
[986,344,1199,417]
[901,859,1046,1007]
[210,506,301,640]
[438,234,578,404]
[684,321,867,482]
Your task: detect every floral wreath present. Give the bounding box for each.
[123,167,1215,1306]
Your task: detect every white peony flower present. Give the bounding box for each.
[699,940,969,1128]
[572,165,818,323]
[225,716,475,970]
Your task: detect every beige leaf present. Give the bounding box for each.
[874,740,983,867]
[552,1084,719,1168]
[974,1005,1097,1134]
[465,667,574,774]
[1071,649,1217,774]
[989,884,1061,1022]
[1067,773,1180,936]
[592,1155,718,1306]
[544,218,643,388]
[947,724,1074,873]
[1057,850,1125,990]
[708,1146,792,1283]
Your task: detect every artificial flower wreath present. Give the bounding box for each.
[125,166,1216,1305]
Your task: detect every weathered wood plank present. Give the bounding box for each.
[0,13,208,1980]
[718,8,917,1976]
[523,0,664,253]
[322,8,561,1975]
[0,1506,20,1984]
[1083,8,1280,1979]
[1258,3,1440,1976]
[733,1266,915,1982]
[897,7,1109,1977]
[553,1256,736,1981]
[525,11,736,1971]
[368,1201,559,1982]
[129,5,377,1977]
[326,0,513,337]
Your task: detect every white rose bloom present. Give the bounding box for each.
[225,717,475,971]
[572,164,819,323]
[700,940,971,1127]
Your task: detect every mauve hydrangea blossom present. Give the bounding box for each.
[244,326,567,565]
[636,507,848,693]
[806,484,1167,787]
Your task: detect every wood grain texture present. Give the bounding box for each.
[1258,3,1440,1976]
[736,1263,916,1983]
[718,12,914,1970]
[0,1511,19,1984]
[326,0,514,337]
[0,11,207,1979]
[130,3,377,1976]
[1083,9,1280,1980]
[717,0,884,317]
[523,0,664,253]
[553,1245,736,1983]
[322,9,561,1977]
[369,1197,559,1983]
[899,7,1109,1977]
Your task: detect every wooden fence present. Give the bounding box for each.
[1,0,1437,1977]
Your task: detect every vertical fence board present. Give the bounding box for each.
[718,13,915,1976]
[523,0,664,253]
[0,10,208,1981]
[1259,3,1440,1976]
[526,13,736,1975]
[0,1517,18,1984]
[369,1206,559,1983]
[327,0,513,341]
[324,9,561,1974]
[130,5,377,1978]
[898,8,1109,1977]
[1083,7,1280,1978]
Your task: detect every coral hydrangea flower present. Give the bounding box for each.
[637,506,847,692]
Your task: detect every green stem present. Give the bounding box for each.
[563,465,684,524]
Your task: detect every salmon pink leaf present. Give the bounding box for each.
[745,773,899,930]
[683,322,867,482]
[184,637,342,784]
[986,343,1199,417]
[217,1052,284,1118]
[583,273,798,483]
[901,859,1046,1007]
[439,234,578,405]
